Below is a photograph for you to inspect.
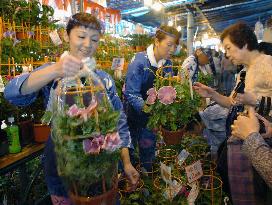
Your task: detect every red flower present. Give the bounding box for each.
[78,97,98,122]
[157,86,176,105]
[102,132,122,152]
[83,135,104,155]
[146,88,157,105]
[67,104,80,117]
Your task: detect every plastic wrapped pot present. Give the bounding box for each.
[50,57,121,200]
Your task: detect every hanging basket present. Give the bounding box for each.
[51,58,122,201]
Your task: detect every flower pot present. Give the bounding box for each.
[136,46,145,52]
[161,126,186,145]
[16,31,27,40]
[69,179,118,205]
[33,124,50,143]
[18,120,34,147]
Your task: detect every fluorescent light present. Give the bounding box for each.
[144,0,153,7]
[168,20,174,26]
[152,2,163,11]
[177,26,181,31]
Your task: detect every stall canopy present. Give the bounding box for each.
[106,0,272,34]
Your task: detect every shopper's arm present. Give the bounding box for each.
[242,132,272,189]
[193,82,233,108]
[211,90,233,108]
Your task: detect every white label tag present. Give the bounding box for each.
[49,30,62,46]
[111,57,124,70]
[160,162,172,184]
[185,160,203,184]
[187,181,199,205]
[163,180,183,200]
[199,65,208,75]
[0,75,5,92]
[177,149,190,165]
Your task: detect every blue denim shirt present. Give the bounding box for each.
[123,50,173,129]
[124,52,172,113]
[4,64,132,149]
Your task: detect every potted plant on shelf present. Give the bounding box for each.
[143,67,201,145]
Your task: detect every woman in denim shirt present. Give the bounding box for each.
[4,13,139,205]
[123,25,180,169]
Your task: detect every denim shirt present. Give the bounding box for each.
[123,50,173,128]
[124,52,172,113]
[4,63,132,149]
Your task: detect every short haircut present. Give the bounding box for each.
[258,42,272,56]
[220,22,258,51]
[155,25,181,45]
[66,13,103,36]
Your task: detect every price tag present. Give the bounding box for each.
[0,75,5,92]
[163,180,183,200]
[111,57,124,70]
[185,160,203,183]
[177,149,190,165]
[160,162,171,184]
[199,65,208,75]
[187,181,199,205]
[49,30,62,46]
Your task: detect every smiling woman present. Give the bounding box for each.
[4,12,139,205]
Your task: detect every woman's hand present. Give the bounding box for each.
[234,92,257,106]
[256,113,272,138]
[56,55,83,78]
[193,82,215,98]
[124,163,140,191]
[231,107,260,140]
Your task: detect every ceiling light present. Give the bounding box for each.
[177,26,181,31]
[144,0,153,7]
[168,20,173,26]
[152,2,163,11]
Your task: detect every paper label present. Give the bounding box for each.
[111,57,124,70]
[163,180,183,200]
[185,160,203,183]
[187,181,199,205]
[160,162,172,184]
[199,65,208,75]
[49,30,62,46]
[0,75,5,92]
[177,149,190,165]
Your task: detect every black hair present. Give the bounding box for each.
[155,25,181,45]
[220,22,258,51]
[66,13,103,36]
[258,42,272,56]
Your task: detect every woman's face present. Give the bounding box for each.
[222,36,247,65]
[155,35,177,60]
[68,26,100,60]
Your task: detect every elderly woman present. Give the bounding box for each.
[193,22,272,205]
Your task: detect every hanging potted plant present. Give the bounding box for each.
[45,70,123,205]
[143,67,201,145]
